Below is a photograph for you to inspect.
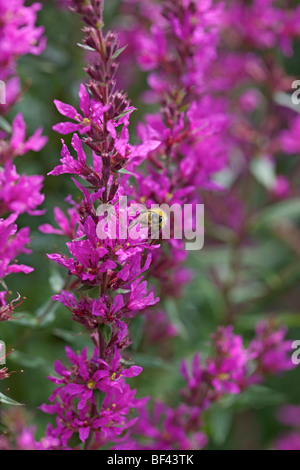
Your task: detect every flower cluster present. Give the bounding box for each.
[0,2,46,438]
[0,0,45,112]
[39,0,162,448]
[200,0,300,228]
[116,322,293,450]
[117,0,228,296]
[117,0,300,234]
[222,0,300,56]
[0,407,60,450]
[39,346,147,447]
[0,0,46,319]
[110,0,300,450]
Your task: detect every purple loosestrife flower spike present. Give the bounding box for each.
[41,0,161,449]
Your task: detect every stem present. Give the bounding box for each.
[83,402,97,450]
[96,28,110,204]
[98,326,106,359]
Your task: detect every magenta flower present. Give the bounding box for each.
[0,0,46,330]
[271,175,290,199]
[0,1,46,82]
[0,162,44,216]
[0,214,33,278]
[40,346,145,446]
[48,346,142,409]
[48,134,89,177]
[277,405,300,428]
[143,309,178,344]
[53,84,107,135]
[275,432,300,451]
[0,113,47,164]
[206,326,251,394]
[116,400,208,451]
[126,277,158,312]
[9,113,47,157]
[280,116,300,154]
[39,205,80,239]
[223,0,300,55]
[41,383,143,446]
[249,321,295,377]
[273,404,300,450]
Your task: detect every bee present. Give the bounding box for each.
[129,207,167,242]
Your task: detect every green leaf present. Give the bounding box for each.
[115,288,131,294]
[237,312,300,331]
[52,328,79,343]
[217,385,286,411]
[77,43,96,52]
[212,167,237,189]
[230,281,266,304]
[49,266,65,293]
[0,116,12,134]
[96,20,104,30]
[9,314,39,327]
[116,168,134,176]
[0,392,23,406]
[115,108,135,121]
[192,246,231,266]
[250,156,276,189]
[208,407,233,445]
[177,103,190,113]
[95,389,105,412]
[131,353,174,371]
[254,198,300,229]
[235,385,286,408]
[129,315,145,351]
[164,298,188,339]
[75,284,99,294]
[36,299,59,327]
[99,324,112,344]
[112,44,127,60]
